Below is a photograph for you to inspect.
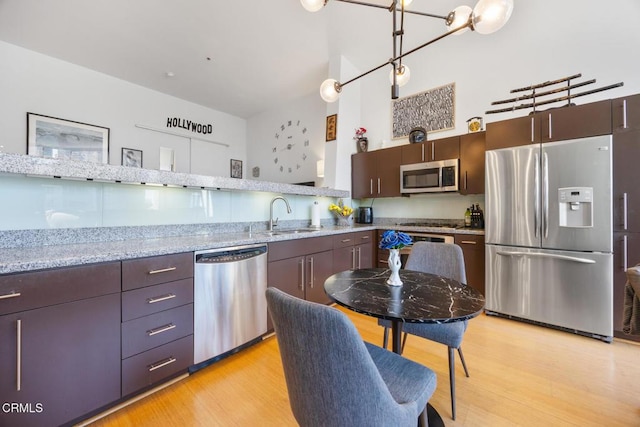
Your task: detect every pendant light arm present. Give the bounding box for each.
[338,17,472,90]
[334,0,448,20]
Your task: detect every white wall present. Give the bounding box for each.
[0,40,247,177]
[246,92,325,184]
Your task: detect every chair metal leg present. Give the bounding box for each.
[418,405,429,427]
[448,347,456,420]
[458,347,470,377]
[401,332,408,353]
[382,327,389,349]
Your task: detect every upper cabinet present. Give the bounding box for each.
[612,93,640,133]
[539,99,612,141]
[487,100,612,150]
[401,136,460,164]
[352,147,401,198]
[459,132,486,195]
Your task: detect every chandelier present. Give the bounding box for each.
[300,0,514,102]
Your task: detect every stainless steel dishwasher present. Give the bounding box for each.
[193,244,268,365]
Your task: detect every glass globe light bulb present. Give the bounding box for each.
[320,78,341,103]
[389,64,411,87]
[446,5,472,35]
[300,0,326,12]
[400,0,413,7]
[472,0,513,34]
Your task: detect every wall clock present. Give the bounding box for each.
[272,119,310,173]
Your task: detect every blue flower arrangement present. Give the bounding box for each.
[379,230,413,250]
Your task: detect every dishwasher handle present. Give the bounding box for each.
[196,245,267,263]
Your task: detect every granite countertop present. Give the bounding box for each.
[0,225,483,275]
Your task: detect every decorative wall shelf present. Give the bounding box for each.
[0,153,349,198]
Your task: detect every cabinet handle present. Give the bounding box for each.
[357,247,362,269]
[623,99,628,129]
[377,178,381,194]
[299,258,305,291]
[147,323,176,336]
[623,235,628,271]
[0,291,21,300]
[370,179,373,195]
[341,238,352,243]
[16,319,22,391]
[147,293,176,304]
[623,193,628,230]
[148,267,177,275]
[431,142,435,161]
[464,171,468,190]
[360,236,370,241]
[548,113,552,140]
[309,257,314,288]
[460,240,477,245]
[148,356,177,372]
[531,117,535,142]
[351,248,356,269]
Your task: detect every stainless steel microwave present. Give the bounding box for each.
[400,158,459,194]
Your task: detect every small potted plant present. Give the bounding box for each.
[354,127,368,153]
[329,199,354,227]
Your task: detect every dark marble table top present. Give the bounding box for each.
[324,268,485,324]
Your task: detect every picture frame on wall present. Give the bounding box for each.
[230,159,243,179]
[121,147,143,168]
[326,114,337,141]
[27,112,110,163]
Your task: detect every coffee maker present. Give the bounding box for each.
[356,207,373,224]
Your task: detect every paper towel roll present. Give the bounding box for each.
[311,202,320,228]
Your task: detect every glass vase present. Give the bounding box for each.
[386,248,403,286]
[336,215,352,227]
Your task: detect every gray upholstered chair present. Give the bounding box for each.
[379,241,469,420]
[266,287,437,427]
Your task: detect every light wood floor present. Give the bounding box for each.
[88,309,640,427]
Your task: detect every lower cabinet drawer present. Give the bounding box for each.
[122,335,193,397]
[122,278,194,322]
[122,304,194,358]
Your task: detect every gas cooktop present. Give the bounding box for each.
[399,222,460,229]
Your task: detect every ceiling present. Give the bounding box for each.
[0,0,466,118]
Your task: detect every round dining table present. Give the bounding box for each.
[324,267,485,427]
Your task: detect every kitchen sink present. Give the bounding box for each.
[258,228,320,236]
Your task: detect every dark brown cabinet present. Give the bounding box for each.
[0,263,121,427]
[459,132,485,195]
[539,100,612,141]
[268,236,335,315]
[401,136,460,164]
[613,94,640,132]
[332,231,374,272]
[352,147,401,198]
[455,234,485,295]
[486,100,612,150]
[121,252,194,397]
[613,130,640,233]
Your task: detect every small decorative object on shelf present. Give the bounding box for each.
[379,230,413,286]
[467,116,483,133]
[329,199,354,226]
[354,127,368,153]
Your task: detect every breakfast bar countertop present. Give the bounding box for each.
[0,224,483,275]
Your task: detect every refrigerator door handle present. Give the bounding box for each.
[542,152,549,238]
[534,153,540,237]
[496,250,597,264]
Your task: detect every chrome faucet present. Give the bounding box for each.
[269,196,292,231]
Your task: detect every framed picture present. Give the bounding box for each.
[391,83,455,139]
[326,114,337,141]
[230,159,243,179]
[27,113,110,163]
[121,148,143,168]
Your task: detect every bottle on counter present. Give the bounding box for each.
[465,207,471,227]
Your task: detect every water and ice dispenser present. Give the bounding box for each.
[558,187,593,228]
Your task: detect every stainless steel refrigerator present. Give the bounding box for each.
[485,135,613,341]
